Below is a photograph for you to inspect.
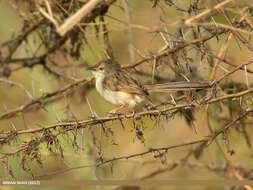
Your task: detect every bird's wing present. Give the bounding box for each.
[103,71,149,97]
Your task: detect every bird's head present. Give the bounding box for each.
[86,59,120,79]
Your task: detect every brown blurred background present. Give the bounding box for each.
[1,0,253,190]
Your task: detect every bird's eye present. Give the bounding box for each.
[99,67,103,71]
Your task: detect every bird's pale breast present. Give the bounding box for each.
[95,76,143,107]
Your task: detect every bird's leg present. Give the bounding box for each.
[108,105,124,115]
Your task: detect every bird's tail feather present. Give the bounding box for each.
[145,81,210,92]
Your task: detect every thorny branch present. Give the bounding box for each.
[34,139,207,179]
[1,85,253,137]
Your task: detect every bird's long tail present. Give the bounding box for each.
[145,81,210,92]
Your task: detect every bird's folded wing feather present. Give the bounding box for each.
[103,72,149,96]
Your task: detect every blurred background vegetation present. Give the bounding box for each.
[1,0,253,190]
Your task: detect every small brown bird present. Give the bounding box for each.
[87,59,209,114]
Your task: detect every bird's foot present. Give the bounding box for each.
[107,111,122,117]
[107,105,124,116]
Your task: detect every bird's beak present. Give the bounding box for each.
[86,67,96,71]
